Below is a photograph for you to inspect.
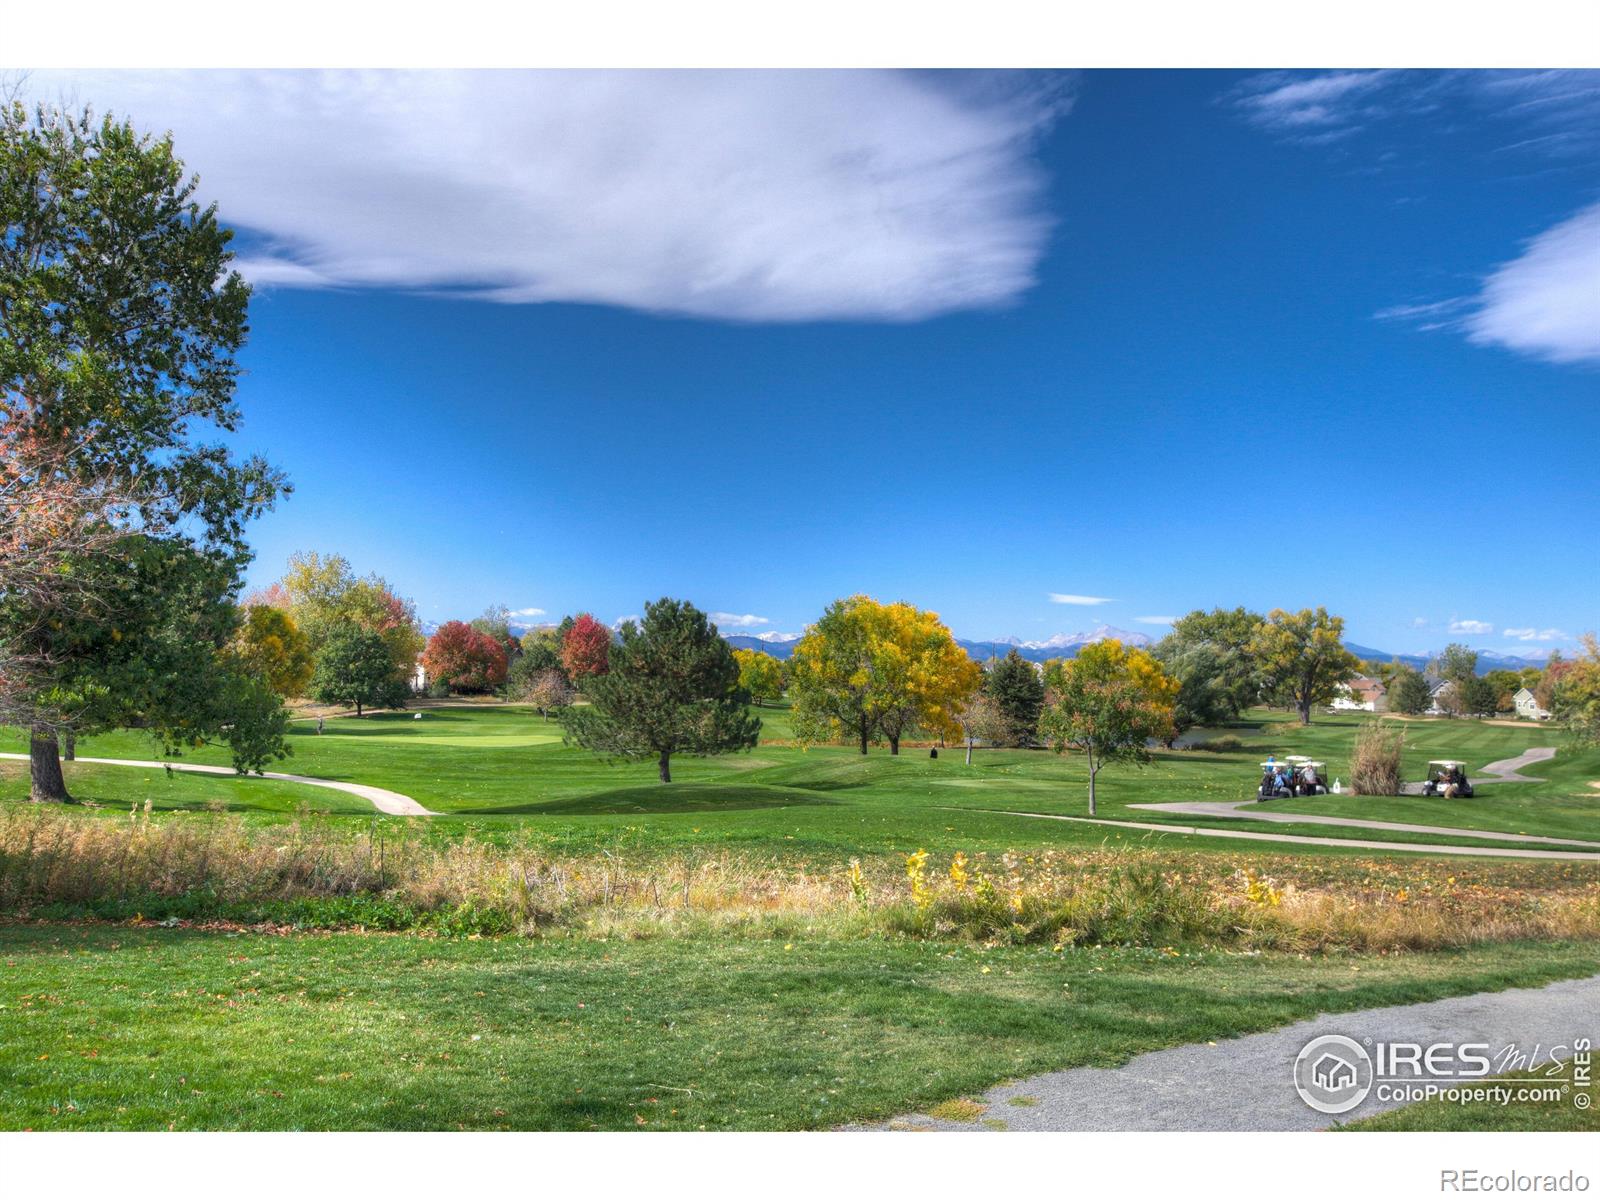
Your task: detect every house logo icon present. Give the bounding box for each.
[1311,1053,1357,1092]
[1293,1035,1374,1114]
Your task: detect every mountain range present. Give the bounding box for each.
[723,630,1552,672]
[723,624,1153,663]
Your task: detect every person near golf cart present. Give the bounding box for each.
[1258,761,1295,800]
[1299,761,1329,795]
[1421,760,1474,798]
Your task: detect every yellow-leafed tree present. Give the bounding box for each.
[732,648,785,707]
[1040,639,1179,815]
[788,595,981,754]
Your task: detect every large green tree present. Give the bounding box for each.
[560,598,760,782]
[1388,665,1433,715]
[310,624,405,718]
[1248,608,1361,725]
[1152,607,1264,732]
[984,649,1045,747]
[1,102,286,799]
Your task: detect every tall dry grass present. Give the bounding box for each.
[1,806,1597,952]
[1351,720,1407,795]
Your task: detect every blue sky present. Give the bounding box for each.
[32,69,1600,654]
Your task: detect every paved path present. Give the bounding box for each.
[870,971,1600,1131]
[1479,746,1559,783]
[0,753,436,817]
[987,810,1600,860]
[1124,802,1600,850]
[1111,745,1592,853]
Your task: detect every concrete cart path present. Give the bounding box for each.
[1123,801,1600,850]
[984,810,1600,861]
[0,753,437,817]
[1479,746,1559,783]
[868,971,1600,1131]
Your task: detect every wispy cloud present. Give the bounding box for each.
[508,607,547,618]
[1411,617,1430,628]
[1449,619,1495,635]
[1503,627,1567,642]
[25,69,1073,323]
[1229,70,1393,134]
[1229,69,1600,154]
[1049,593,1113,606]
[709,612,769,629]
[1133,615,1176,626]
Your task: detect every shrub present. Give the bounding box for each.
[1351,721,1406,795]
[426,679,452,699]
[1188,735,1245,753]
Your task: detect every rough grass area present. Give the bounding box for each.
[4,808,1597,951]
[1,925,1595,1131]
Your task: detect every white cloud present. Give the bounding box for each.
[27,69,1072,323]
[612,615,642,629]
[1449,619,1495,635]
[1231,70,1392,132]
[1503,627,1566,642]
[1465,202,1600,366]
[709,612,769,629]
[1133,616,1177,626]
[508,607,546,618]
[1049,593,1113,606]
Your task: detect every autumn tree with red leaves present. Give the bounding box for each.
[421,621,509,694]
[561,614,612,683]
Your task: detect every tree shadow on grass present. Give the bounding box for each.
[473,785,839,816]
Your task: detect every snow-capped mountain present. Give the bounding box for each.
[1018,625,1152,651]
[719,624,1150,662]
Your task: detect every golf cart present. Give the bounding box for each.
[1421,760,1474,798]
[1257,760,1297,800]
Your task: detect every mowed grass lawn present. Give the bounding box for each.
[4,704,1598,857]
[2,924,1597,1131]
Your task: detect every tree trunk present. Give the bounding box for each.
[658,751,672,784]
[888,733,900,755]
[965,735,973,766]
[63,731,76,761]
[29,727,71,803]
[1297,694,1312,724]
[1086,759,1097,817]
[356,699,363,717]
[858,714,869,755]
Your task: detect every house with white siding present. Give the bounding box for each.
[1513,687,1550,721]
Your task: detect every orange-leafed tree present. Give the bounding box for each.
[561,613,613,683]
[422,621,509,694]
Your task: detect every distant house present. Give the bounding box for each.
[1427,680,1453,716]
[1513,687,1551,721]
[1332,676,1388,713]
[413,654,427,692]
